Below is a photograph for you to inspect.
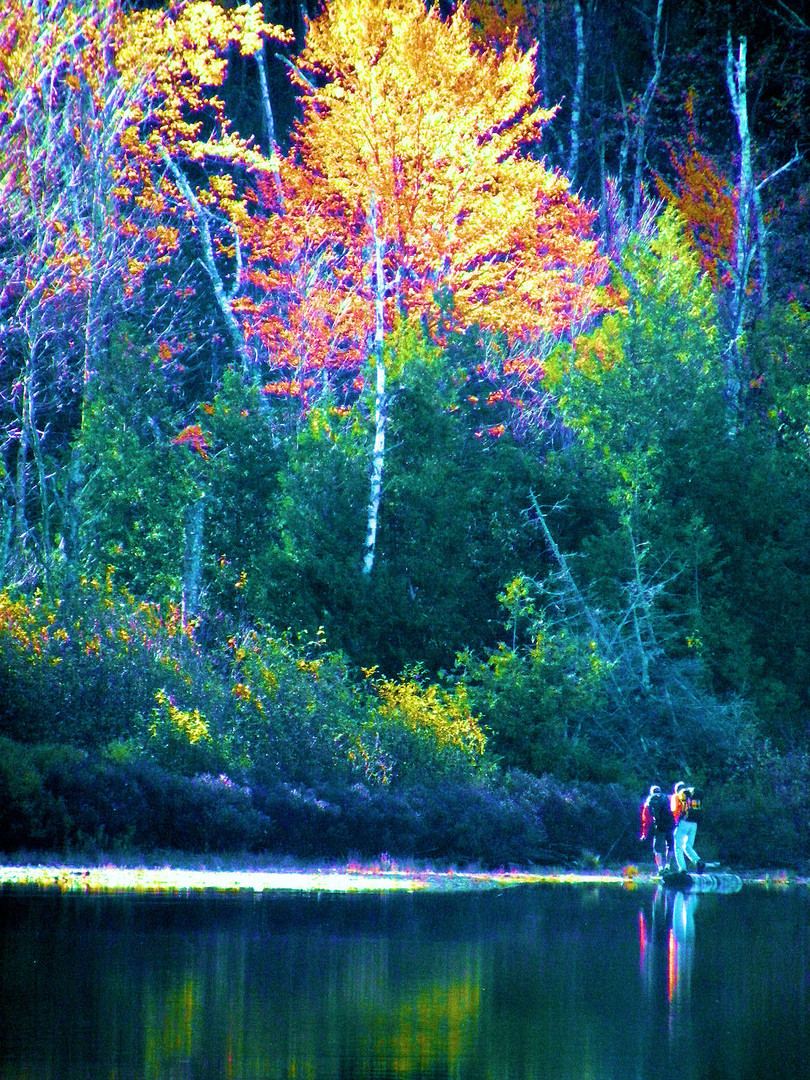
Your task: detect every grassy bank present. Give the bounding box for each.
[1,861,807,895]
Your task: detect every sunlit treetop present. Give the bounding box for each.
[276,0,612,345]
[115,1,292,166]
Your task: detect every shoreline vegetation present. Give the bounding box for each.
[0,861,803,895]
[3,2,810,888]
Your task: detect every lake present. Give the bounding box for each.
[1,880,808,1079]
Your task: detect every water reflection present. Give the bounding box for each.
[1,890,491,1080]
[3,884,810,1079]
[639,885,698,1051]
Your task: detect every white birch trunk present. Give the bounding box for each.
[362,195,387,576]
[725,33,755,411]
[182,495,206,626]
[255,40,284,210]
[567,0,585,182]
[726,35,754,345]
[161,149,251,371]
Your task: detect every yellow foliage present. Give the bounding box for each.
[284,0,612,343]
[376,677,487,762]
[153,689,210,745]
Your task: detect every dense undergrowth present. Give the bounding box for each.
[2,576,809,871]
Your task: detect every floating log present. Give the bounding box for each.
[661,870,743,893]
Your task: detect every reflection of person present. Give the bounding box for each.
[672,782,705,873]
[640,784,675,875]
[639,886,698,999]
[639,885,699,1061]
[668,889,698,1007]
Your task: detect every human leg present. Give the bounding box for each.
[681,821,700,866]
[652,829,665,872]
[652,832,668,873]
[673,821,688,871]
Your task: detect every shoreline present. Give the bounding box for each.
[0,862,805,895]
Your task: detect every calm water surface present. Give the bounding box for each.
[1,881,808,1079]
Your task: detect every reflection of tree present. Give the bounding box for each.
[132,928,482,1079]
[357,971,481,1075]
[144,976,198,1074]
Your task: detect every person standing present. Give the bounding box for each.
[674,783,705,872]
[640,784,676,875]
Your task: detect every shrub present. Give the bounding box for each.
[0,578,203,749]
[711,751,810,869]
[0,738,69,849]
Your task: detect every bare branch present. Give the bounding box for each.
[160,149,251,371]
[767,0,810,31]
[756,145,803,192]
[528,493,611,655]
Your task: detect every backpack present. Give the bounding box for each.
[649,791,674,830]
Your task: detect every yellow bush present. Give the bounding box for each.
[152,689,210,745]
[376,678,487,763]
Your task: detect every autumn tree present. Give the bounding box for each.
[657,73,801,414]
[0,0,290,590]
[239,0,612,573]
[0,0,147,583]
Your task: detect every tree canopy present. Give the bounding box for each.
[1,0,810,846]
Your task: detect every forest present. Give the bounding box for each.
[1,0,810,870]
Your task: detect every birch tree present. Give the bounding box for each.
[241,0,612,574]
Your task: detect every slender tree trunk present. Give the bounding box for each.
[161,149,252,372]
[536,0,549,106]
[631,0,665,223]
[626,520,657,693]
[726,35,753,336]
[614,68,630,192]
[567,0,585,182]
[529,493,610,655]
[27,358,51,588]
[14,376,30,571]
[182,494,206,626]
[255,40,284,210]
[0,488,13,588]
[362,195,387,576]
[13,334,51,586]
[725,32,755,412]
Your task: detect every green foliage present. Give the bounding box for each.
[0,572,501,802]
[679,305,810,736]
[195,368,286,619]
[254,398,370,644]
[555,208,726,536]
[76,326,197,599]
[459,576,612,780]
[0,737,70,848]
[543,213,724,655]
[366,326,548,670]
[0,574,202,748]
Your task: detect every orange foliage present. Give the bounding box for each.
[173,424,210,461]
[1,0,610,424]
[655,91,738,289]
[0,1,290,369]
[239,0,612,397]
